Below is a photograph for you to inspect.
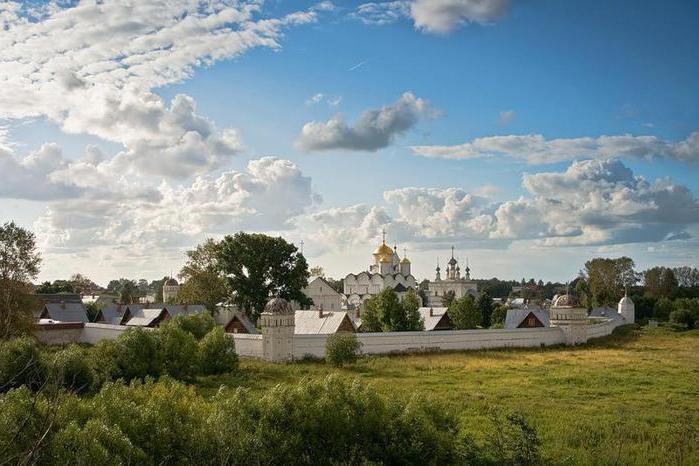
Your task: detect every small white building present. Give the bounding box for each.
[162,277,180,302]
[302,277,343,312]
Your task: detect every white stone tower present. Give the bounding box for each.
[549,293,588,345]
[259,297,295,362]
[618,293,635,324]
[162,277,180,302]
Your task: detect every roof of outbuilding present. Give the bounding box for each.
[42,303,89,323]
[505,308,550,329]
[294,310,355,334]
[164,304,206,317]
[98,304,127,325]
[418,307,452,331]
[124,306,168,327]
[226,312,258,334]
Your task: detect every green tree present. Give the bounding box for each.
[198,327,238,375]
[0,221,41,339]
[583,257,637,306]
[217,232,310,321]
[309,266,325,278]
[644,267,678,299]
[402,289,424,331]
[653,297,674,321]
[491,304,508,327]
[673,266,699,288]
[35,280,75,294]
[118,280,138,305]
[441,290,456,307]
[476,292,494,328]
[178,239,228,314]
[361,289,421,332]
[448,295,481,329]
[159,322,198,379]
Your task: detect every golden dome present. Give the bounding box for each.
[373,242,393,257]
[379,255,391,263]
[401,257,411,264]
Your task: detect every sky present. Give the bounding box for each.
[1,0,698,286]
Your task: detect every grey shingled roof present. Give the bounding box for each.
[124,305,168,327]
[164,304,206,317]
[41,303,89,323]
[98,304,127,325]
[504,308,550,329]
[294,310,355,334]
[417,307,452,331]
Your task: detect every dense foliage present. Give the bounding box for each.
[177,238,228,314]
[362,288,424,332]
[0,315,238,396]
[325,332,362,367]
[0,375,542,465]
[448,295,482,329]
[217,232,311,321]
[0,222,41,339]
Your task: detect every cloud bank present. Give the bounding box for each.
[411,132,699,164]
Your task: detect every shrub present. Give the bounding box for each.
[198,327,238,375]
[47,419,146,465]
[115,328,162,381]
[325,332,362,367]
[49,344,96,394]
[89,339,122,385]
[491,304,509,327]
[670,308,697,329]
[0,336,45,391]
[159,322,198,379]
[172,313,216,340]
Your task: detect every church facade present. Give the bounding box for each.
[343,232,417,309]
[426,247,478,307]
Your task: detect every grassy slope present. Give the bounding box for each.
[196,327,699,465]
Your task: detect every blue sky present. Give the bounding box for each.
[1,0,698,285]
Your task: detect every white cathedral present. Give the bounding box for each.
[343,231,418,309]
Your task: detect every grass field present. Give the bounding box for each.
[196,326,699,465]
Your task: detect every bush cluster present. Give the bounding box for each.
[0,315,238,396]
[0,375,542,465]
[325,332,362,367]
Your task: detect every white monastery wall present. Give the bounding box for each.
[294,327,566,359]
[230,333,264,358]
[586,318,625,340]
[81,323,138,344]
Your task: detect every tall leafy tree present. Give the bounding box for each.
[448,295,481,329]
[0,222,41,339]
[217,232,310,321]
[476,292,494,328]
[672,266,699,288]
[361,288,423,332]
[178,239,228,314]
[402,289,424,331]
[583,257,637,306]
[117,279,139,305]
[644,267,678,299]
[441,290,456,307]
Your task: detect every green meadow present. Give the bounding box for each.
[198,326,699,465]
